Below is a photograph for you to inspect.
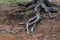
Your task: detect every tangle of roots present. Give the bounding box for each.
[15,0,60,35]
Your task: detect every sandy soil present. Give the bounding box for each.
[0,0,60,40]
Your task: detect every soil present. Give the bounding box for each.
[0,0,60,40]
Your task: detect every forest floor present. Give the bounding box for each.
[0,0,60,40]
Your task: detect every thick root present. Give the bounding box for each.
[41,2,53,18]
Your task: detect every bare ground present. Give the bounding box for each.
[0,0,60,40]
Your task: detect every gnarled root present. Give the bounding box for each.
[16,0,60,35]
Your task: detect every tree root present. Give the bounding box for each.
[16,0,60,35]
[0,1,59,40]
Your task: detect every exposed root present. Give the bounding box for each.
[0,27,6,34]
[16,0,60,35]
[31,24,36,34]
[41,2,53,18]
[0,0,59,37]
[50,1,60,7]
